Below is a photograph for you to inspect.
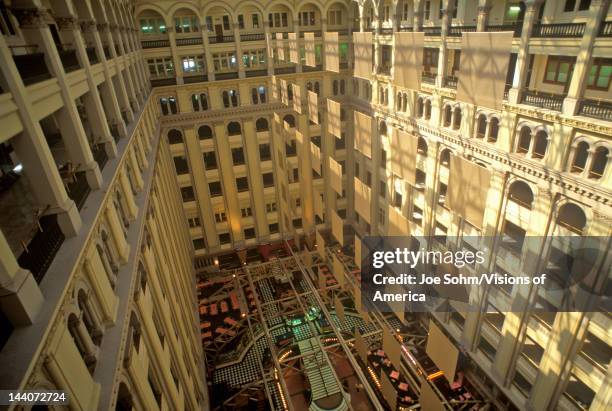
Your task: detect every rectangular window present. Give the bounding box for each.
[379,181,386,198]
[262,172,274,187]
[222,15,230,30]
[236,176,249,192]
[244,227,256,239]
[214,211,227,223]
[209,181,223,197]
[544,56,575,85]
[219,232,231,244]
[203,151,217,170]
[181,186,195,202]
[266,202,277,212]
[212,52,237,72]
[181,55,204,73]
[193,238,205,249]
[424,0,431,20]
[173,156,189,174]
[252,14,259,28]
[231,147,245,165]
[241,207,252,217]
[238,14,244,29]
[269,222,279,233]
[587,58,611,90]
[269,12,288,28]
[259,144,271,161]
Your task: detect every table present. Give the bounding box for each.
[389,370,400,380]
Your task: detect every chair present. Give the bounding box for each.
[220,301,229,313]
[210,303,218,316]
[201,331,212,339]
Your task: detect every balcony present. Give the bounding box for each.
[208,35,234,44]
[579,99,612,121]
[141,39,170,49]
[398,26,413,32]
[600,21,612,36]
[443,76,457,89]
[302,64,322,72]
[58,49,80,73]
[520,90,565,111]
[240,33,265,42]
[274,66,296,75]
[487,23,523,37]
[448,25,476,36]
[422,71,436,85]
[423,26,442,36]
[17,214,65,283]
[11,47,52,85]
[176,37,202,46]
[532,22,585,38]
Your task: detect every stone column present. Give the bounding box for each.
[242,118,270,240]
[90,21,128,138]
[436,0,452,88]
[108,24,135,122]
[234,20,245,79]
[0,229,44,325]
[508,0,543,105]
[476,0,493,31]
[14,10,102,190]
[57,17,117,159]
[562,0,609,115]
[413,0,423,32]
[264,20,274,76]
[201,23,216,81]
[167,26,183,85]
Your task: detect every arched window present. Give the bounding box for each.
[402,94,408,112]
[488,117,499,142]
[251,88,259,104]
[517,126,531,154]
[340,108,346,121]
[476,114,487,138]
[424,99,431,120]
[557,203,587,234]
[258,86,267,103]
[256,118,269,132]
[222,89,239,107]
[532,130,548,159]
[115,383,134,411]
[589,146,608,179]
[115,191,129,228]
[287,83,293,101]
[440,148,451,166]
[314,82,320,94]
[283,114,295,128]
[418,137,428,155]
[452,106,461,130]
[135,262,148,298]
[198,125,213,140]
[227,121,242,136]
[571,141,589,173]
[78,289,102,345]
[222,90,230,107]
[396,93,402,111]
[508,180,534,209]
[416,97,424,118]
[443,105,452,127]
[333,80,339,95]
[379,121,388,136]
[340,79,345,94]
[306,81,313,91]
[167,129,183,144]
[191,93,208,111]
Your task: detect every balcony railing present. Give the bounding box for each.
[215,71,239,80]
[66,171,91,211]
[398,26,413,32]
[339,61,349,70]
[599,21,612,37]
[17,214,65,283]
[443,76,457,89]
[86,47,98,64]
[176,37,202,46]
[59,49,80,73]
[11,47,51,85]
[274,66,296,75]
[379,27,393,35]
[302,64,322,72]
[487,23,523,37]
[208,35,234,44]
[183,74,208,84]
[424,26,442,36]
[141,39,170,49]
[240,33,265,42]
[578,99,612,121]
[422,71,436,85]
[520,90,565,111]
[150,77,176,86]
[245,69,268,78]
[448,25,476,36]
[337,29,349,36]
[532,22,585,38]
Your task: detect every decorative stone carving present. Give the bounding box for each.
[12,8,51,28]
[55,16,79,31]
[79,19,96,32]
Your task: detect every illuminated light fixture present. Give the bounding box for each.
[12,163,23,172]
[214,258,219,265]
[241,313,246,317]
[367,366,381,388]
[509,6,521,12]
[427,370,444,380]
